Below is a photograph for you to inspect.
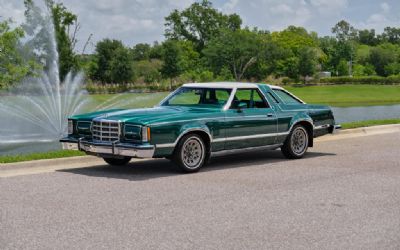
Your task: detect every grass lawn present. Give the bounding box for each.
[341,118,400,129]
[82,92,167,112]
[0,150,85,164]
[84,85,400,110]
[285,85,400,107]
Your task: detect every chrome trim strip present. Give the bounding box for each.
[213,132,289,143]
[156,131,289,148]
[211,144,283,157]
[314,124,330,130]
[156,143,176,148]
[155,119,313,148]
[334,124,342,130]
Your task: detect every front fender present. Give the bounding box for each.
[178,122,212,143]
[151,122,212,157]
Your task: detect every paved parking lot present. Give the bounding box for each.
[1,132,400,249]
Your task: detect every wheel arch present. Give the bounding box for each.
[289,117,314,147]
[176,125,212,152]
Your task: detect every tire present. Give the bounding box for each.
[281,124,309,159]
[103,157,132,166]
[172,134,207,173]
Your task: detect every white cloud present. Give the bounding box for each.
[1,0,400,53]
[270,4,294,15]
[223,0,239,13]
[381,2,390,13]
[356,1,399,32]
[0,1,25,24]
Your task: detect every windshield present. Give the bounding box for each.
[161,87,232,108]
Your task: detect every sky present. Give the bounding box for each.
[1,0,400,53]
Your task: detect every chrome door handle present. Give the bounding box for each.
[266,113,274,117]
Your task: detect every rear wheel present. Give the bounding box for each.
[281,125,309,159]
[103,157,132,166]
[173,134,206,173]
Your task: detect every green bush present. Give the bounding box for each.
[319,75,400,84]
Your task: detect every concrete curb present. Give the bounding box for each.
[0,156,102,171]
[317,124,400,142]
[1,124,399,170]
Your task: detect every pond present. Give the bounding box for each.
[332,104,400,123]
[1,104,399,156]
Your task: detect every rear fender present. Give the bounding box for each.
[288,113,314,147]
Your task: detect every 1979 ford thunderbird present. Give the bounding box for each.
[61,82,340,172]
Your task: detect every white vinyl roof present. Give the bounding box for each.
[183,82,273,89]
[183,82,284,90]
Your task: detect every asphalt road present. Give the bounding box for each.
[1,132,400,250]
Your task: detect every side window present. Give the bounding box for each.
[252,89,268,108]
[168,88,201,105]
[230,89,269,109]
[272,89,302,104]
[203,89,231,106]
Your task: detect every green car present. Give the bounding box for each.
[61,82,339,172]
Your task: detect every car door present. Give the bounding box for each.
[224,88,278,150]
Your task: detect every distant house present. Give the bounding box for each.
[319,71,332,78]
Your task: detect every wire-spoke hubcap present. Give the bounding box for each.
[291,127,308,155]
[182,137,204,169]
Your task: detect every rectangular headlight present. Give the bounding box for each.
[68,120,74,135]
[77,121,92,133]
[124,125,141,141]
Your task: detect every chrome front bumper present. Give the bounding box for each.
[60,138,155,158]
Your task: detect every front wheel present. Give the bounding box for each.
[103,157,132,166]
[173,134,207,173]
[281,125,309,159]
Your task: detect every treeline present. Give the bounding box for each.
[2,0,400,89]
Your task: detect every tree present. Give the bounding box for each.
[332,20,357,42]
[0,20,37,87]
[92,39,133,83]
[161,40,181,88]
[384,62,400,76]
[271,26,317,54]
[203,29,262,81]
[357,29,377,46]
[368,46,396,76]
[298,47,318,83]
[164,0,242,51]
[337,59,349,76]
[51,1,79,80]
[109,47,134,83]
[23,0,80,80]
[381,27,400,44]
[131,43,151,61]
[134,59,162,84]
[160,39,200,87]
[149,41,163,59]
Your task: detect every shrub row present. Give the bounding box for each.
[319,75,400,85]
[85,82,176,94]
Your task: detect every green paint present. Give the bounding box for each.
[64,83,336,158]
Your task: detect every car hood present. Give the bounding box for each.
[71,106,222,125]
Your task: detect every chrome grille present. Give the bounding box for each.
[92,120,120,142]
